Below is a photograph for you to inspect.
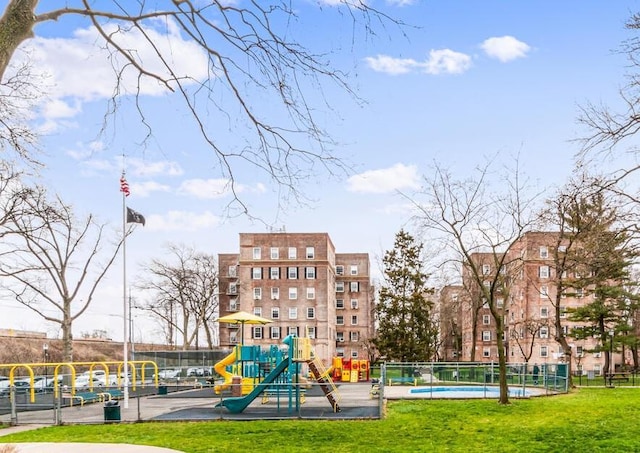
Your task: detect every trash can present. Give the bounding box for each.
[158,385,168,395]
[103,400,121,422]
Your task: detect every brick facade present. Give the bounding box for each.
[217,233,373,363]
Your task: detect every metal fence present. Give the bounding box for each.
[376,361,570,396]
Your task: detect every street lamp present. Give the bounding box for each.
[43,343,49,387]
[608,330,614,387]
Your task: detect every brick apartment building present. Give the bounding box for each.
[440,231,613,376]
[217,232,373,363]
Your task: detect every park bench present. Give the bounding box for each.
[606,373,630,383]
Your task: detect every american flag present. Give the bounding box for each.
[120,174,130,197]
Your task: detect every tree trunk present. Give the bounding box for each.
[0,0,39,82]
[495,316,509,404]
[62,307,73,362]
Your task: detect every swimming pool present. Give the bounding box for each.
[397,385,544,399]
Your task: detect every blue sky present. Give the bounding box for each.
[4,0,640,343]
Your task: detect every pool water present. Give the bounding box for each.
[408,385,539,398]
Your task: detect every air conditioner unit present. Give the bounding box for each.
[338,339,344,343]
[594,352,602,358]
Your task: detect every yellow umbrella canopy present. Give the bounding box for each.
[216,311,272,344]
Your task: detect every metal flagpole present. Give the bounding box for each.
[121,171,130,409]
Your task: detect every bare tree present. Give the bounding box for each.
[510,318,547,367]
[408,159,539,404]
[0,186,124,361]
[137,243,218,350]
[0,1,402,210]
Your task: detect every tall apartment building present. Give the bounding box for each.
[217,232,373,364]
[444,232,612,375]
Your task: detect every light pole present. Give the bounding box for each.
[43,343,49,387]
[609,330,614,387]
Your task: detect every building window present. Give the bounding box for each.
[253,327,262,339]
[540,346,548,358]
[539,246,548,259]
[351,315,358,325]
[270,267,280,279]
[350,331,359,342]
[289,307,298,319]
[271,307,280,319]
[253,288,262,300]
[228,265,237,277]
[559,306,567,318]
[336,299,344,309]
[336,265,344,275]
[540,306,549,318]
[306,247,315,259]
[270,326,280,339]
[482,331,491,341]
[540,285,548,297]
[336,332,345,343]
[229,298,238,311]
[305,267,316,279]
[483,348,490,358]
[230,331,238,344]
[336,348,345,358]
[254,307,262,317]
[270,247,279,259]
[350,265,358,275]
[288,327,298,336]
[288,267,298,279]
[496,298,504,308]
[482,264,491,275]
[336,282,344,293]
[539,265,550,279]
[351,350,359,359]
[576,346,584,356]
[558,245,566,253]
[253,247,261,259]
[271,287,280,300]
[306,287,315,300]
[307,307,315,319]
[540,326,549,339]
[482,315,490,325]
[351,299,358,309]
[308,327,316,339]
[350,282,359,292]
[252,267,262,279]
[576,288,584,298]
[337,315,344,325]
[289,287,297,300]
[228,282,238,295]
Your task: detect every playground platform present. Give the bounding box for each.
[0,382,380,426]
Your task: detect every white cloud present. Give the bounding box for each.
[19,19,209,126]
[129,159,184,178]
[386,0,417,6]
[131,181,172,197]
[147,210,221,232]
[481,36,531,62]
[365,49,472,76]
[179,178,233,199]
[347,163,420,194]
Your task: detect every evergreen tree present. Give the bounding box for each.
[567,193,638,375]
[373,230,438,362]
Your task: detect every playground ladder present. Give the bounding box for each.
[307,357,341,412]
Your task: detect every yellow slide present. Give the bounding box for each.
[214,349,237,394]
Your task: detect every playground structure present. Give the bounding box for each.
[0,360,159,403]
[214,334,341,414]
[330,357,370,383]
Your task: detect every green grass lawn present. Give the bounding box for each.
[2,387,640,452]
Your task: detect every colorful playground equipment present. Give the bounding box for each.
[331,357,370,383]
[213,334,341,414]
